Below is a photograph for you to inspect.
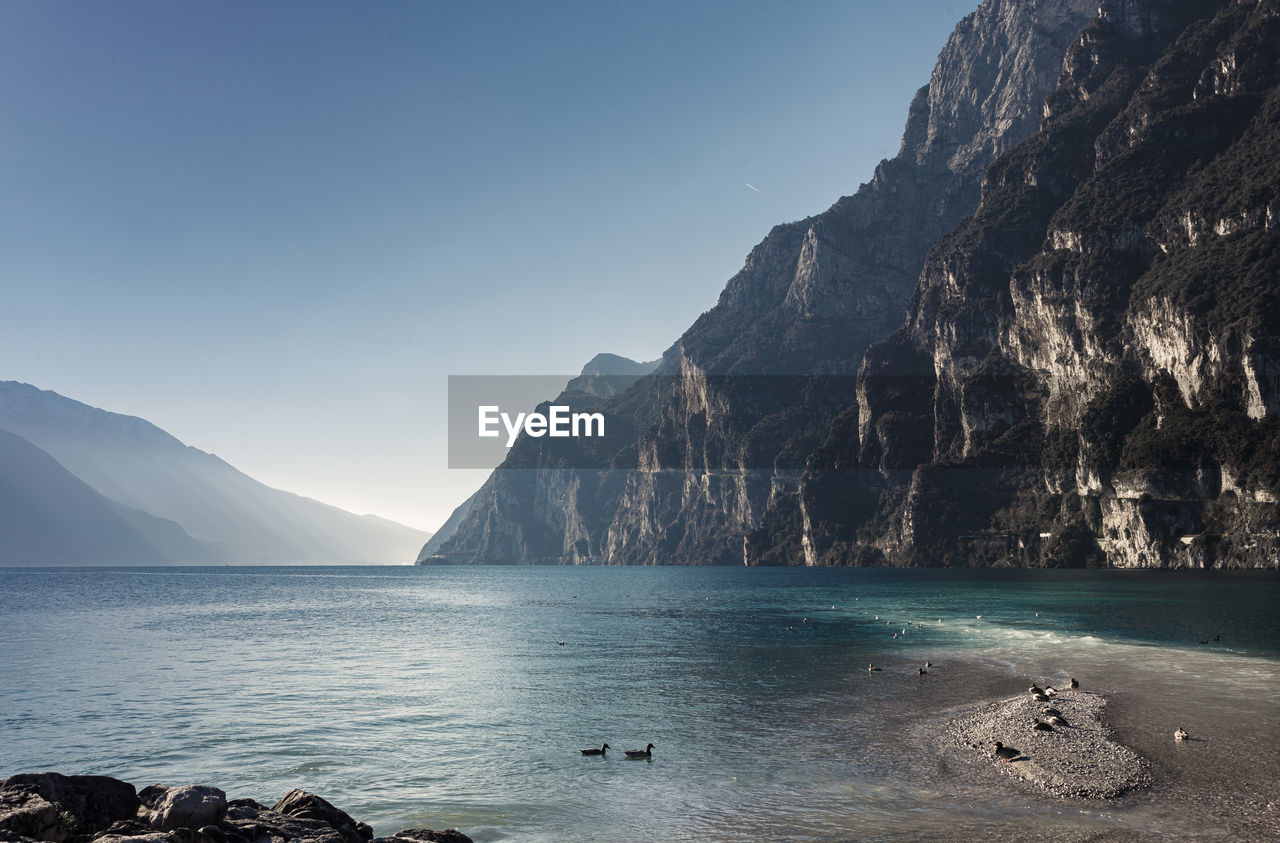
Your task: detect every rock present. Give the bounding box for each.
[92,834,176,843]
[374,832,473,843]
[269,790,371,842]
[0,773,138,838]
[0,789,66,842]
[225,800,344,843]
[149,787,227,832]
[137,786,169,811]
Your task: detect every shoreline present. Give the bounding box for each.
[943,684,1152,800]
[0,775,470,843]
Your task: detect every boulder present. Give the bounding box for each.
[269,791,371,842]
[1,773,138,836]
[374,831,473,843]
[0,789,66,842]
[225,799,342,843]
[149,787,227,832]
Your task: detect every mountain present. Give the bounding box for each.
[0,428,211,564]
[0,382,429,564]
[783,0,1280,569]
[418,0,1102,565]
[416,353,659,563]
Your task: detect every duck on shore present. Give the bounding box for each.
[580,743,609,756]
[625,744,655,759]
[1031,720,1055,732]
[1069,677,1079,689]
[992,741,1020,763]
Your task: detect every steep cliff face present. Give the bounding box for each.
[797,0,1280,569]
[422,0,1099,565]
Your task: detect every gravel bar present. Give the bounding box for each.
[945,686,1152,799]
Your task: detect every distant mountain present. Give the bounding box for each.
[0,382,429,564]
[0,428,211,564]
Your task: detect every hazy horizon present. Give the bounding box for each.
[1,2,969,531]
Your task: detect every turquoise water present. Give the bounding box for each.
[1,566,1277,840]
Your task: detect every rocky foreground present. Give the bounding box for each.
[0,774,470,843]
[946,687,1151,799]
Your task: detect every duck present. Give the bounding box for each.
[1041,706,1062,718]
[868,664,882,672]
[1069,677,1079,689]
[992,741,1019,763]
[580,743,610,756]
[1028,684,1044,695]
[1174,727,1189,741]
[1032,720,1055,732]
[625,743,655,759]
[1044,687,1058,697]
[1047,715,1069,727]
[1032,692,1050,702]
[917,667,928,675]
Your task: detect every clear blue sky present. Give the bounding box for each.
[0,1,970,531]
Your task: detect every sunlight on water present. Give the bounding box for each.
[1,566,1276,841]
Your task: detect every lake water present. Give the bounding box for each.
[1,566,1277,840]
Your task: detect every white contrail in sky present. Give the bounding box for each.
[745,183,762,194]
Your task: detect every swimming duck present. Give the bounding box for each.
[580,743,610,756]
[925,661,933,667]
[625,743,654,758]
[1174,728,1189,741]
[917,667,927,675]
[1032,720,1054,732]
[992,741,1019,763]
[868,664,882,672]
[1069,677,1079,689]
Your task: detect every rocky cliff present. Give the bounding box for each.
[791,0,1280,569]
[425,0,1278,569]
[421,0,1100,565]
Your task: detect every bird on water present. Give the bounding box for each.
[1174,727,1189,741]
[580,743,610,756]
[1069,677,1079,689]
[625,743,655,759]
[868,663,882,672]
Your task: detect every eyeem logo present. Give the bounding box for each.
[478,405,605,448]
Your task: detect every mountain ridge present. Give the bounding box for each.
[0,381,430,565]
